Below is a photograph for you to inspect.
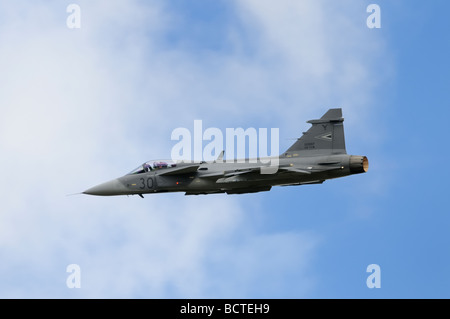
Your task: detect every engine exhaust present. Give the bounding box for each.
[349,156,369,174]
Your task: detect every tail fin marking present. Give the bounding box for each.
[283,108,347,156]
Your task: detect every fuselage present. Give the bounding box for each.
[83,154,368,196]
[83,108,369,197]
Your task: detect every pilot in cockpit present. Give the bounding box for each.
[143,163,151,172]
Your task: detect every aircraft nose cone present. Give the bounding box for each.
[83,179,127,196]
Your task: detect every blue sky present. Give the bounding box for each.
[0,0,449,298]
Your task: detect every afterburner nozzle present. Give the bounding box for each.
[349,156,369,174]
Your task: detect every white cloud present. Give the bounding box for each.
[233,0,389,124]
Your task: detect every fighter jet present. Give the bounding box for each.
[83,108,368,197]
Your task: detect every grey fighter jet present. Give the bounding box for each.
[83,108,368,197]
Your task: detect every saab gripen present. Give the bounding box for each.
[83,108,368,197]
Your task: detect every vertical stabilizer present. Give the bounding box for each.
[283,108,346,156]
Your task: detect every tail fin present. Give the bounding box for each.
[283,108,346,156]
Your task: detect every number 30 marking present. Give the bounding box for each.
[139,178,153,189]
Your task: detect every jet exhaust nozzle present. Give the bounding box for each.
[349,156,369,174]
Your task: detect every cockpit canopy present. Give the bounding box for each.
[127,160,177,175]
